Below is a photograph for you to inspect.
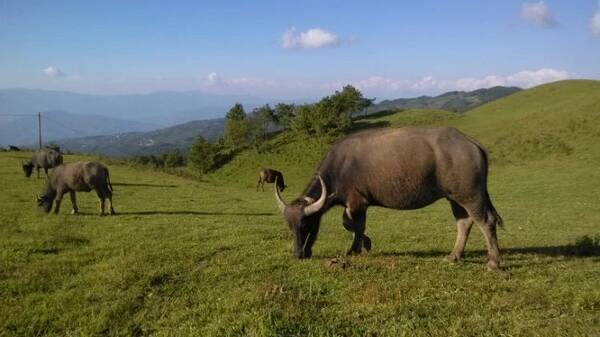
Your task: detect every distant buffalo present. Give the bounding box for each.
[37,161,115,216]
[8,145,21,152]
[274,127,503,270]
[257,168,286,192]
[23,148,63,178]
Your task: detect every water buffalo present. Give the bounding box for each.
[257,168,286,192]
[274,127,503,270]
[23,148,63,178]
[37,161,115,216]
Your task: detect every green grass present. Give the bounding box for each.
[1,80,600,336]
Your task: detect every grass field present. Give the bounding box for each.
[1,80,599,336]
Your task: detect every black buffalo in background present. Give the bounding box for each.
[257,168,286,192]
[37,161,115,216]
[23,148,63,178]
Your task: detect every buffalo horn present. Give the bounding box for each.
[274,177,287,213]
[303,176,327,216]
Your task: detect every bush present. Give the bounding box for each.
[188,137,216,174]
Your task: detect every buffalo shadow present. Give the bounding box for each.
[374,244,600,259]
[111,182,178,188]
[113,210,277,216]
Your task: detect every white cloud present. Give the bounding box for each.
[202,72,274,90]
[205,72,220,85]
[43,66,66,78]
[349,68,570,97]
[521,1,558,27]
[281,27,340,49]
[590,11,600,36]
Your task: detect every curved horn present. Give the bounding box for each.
[273,176,287,214]
[303,176,327,216]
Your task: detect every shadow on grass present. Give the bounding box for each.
[375,245,600,258]
[350,120,391,132]
[114,210,277,216]
[112,182,178,188]
[354,109,402,121]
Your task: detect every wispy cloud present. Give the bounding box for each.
[205,72,220,85]
[43,66,66,78]
[202,72,274,90]
[590,10,600,36]
[349,68,570,97]
[521,1,558,27]
[281,27,340,49]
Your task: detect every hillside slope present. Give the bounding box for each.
[55,118,226,157]
[209,80,600,188]
[367,86,521,113]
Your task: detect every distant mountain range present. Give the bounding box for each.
[55,118,226,157]
[0,110,156,147]
[0,88,270,127]
[50,85,522,157]
[366,86,522,113]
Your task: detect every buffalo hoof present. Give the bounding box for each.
[99,212,106,217]
[486,260,501,272]
[445,254,460,264]
[346,249,359,256]
[71,209,79,215]
[363,236,372,252]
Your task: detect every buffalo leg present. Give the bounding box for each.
[36,167,40,179]
[343,208,370,255]
[107,191,115,215]
[54,191,65,215]
[477,220,501,271]
[446,200,474,263]
[44,168,48,177]
[463,200,501,270]
[69,191,79,215]
[96,190,106,216]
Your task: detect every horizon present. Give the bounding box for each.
[2,1,600,100]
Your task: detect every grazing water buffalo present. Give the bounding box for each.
[274,127,503,270]
[257,168,286,192]
[23,148,63,178]
[37,161,115,216]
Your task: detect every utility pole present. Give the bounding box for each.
[38,112,42,149]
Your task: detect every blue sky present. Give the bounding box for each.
[1,0,599,99]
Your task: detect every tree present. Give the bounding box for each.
[291,104,317,135]
[223,103,250,149]
[188,136,216,174]
[164,149,186,167]
[226,103,246,121]
[274,103,295,130]
[291,85,372,136]
[256,104,275,138]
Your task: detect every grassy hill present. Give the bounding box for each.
[366,86,522,113]
[1,80,599,336]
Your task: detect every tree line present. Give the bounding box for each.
[131,85,373,173]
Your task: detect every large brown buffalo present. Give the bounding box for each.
[274,127,503,270]
[257,168,286,192]
[37,161,115,216]
[23,148,63,178]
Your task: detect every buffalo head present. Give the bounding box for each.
[22,160,34,177]
[274,176,327,259]
[37,193,55,213]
